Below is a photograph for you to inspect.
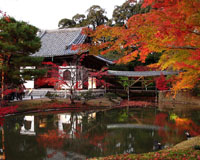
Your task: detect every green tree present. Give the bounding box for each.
[58,18,76,28]
[118,76,142,101]
[8,56,45,86]
[112,1,151,26]
[112,5,127,26]
[86,5,108,30]
[72,14,87,27]
[58,5,109,29]
[0,15,41,102]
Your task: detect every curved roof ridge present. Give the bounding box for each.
[37,30,46,38]
[45,27,85,33]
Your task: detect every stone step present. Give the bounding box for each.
[29,90,48,96]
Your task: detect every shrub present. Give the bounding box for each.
[105,92,118,101]
[46,92,58,100]
[80,90,94,104]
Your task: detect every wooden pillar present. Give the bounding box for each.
[1,70,4,106]
[92,69,94,90]
[81,67,83,89]
[142,77,145,91]
[1,128,5,160]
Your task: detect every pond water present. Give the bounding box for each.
[1,105,200,160]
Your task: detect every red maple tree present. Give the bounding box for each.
[35,55,110,104]
[81,0,200,92]
[155,74,169,90]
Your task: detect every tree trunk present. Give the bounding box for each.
[70,96,75,104]
[70,89,75,104]
[1,55,11,107]
[1,128,5,160]
[1,70,4,107]
[127,87,130,101]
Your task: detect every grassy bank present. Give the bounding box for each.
[90,136,200,160]
[9,97,121,112]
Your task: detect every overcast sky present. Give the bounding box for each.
[0,0,126,30]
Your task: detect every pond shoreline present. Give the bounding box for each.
[4,97,200,159]
[7,97,157,113]
[159,91,200,106]
[5,96,200,117]
[89,136,200,160]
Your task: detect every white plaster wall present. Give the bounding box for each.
[24,80,34,89]
[59,66,83,90]
[20,66,35,89]
[88,77,96,89]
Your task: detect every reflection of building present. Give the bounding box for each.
[58,113,82,138]
[88,112,96,120]
[57,112,96,138]
[19,112,97,138]
[58,114,71,132]
[20,116,36,135]
[46,148,86,160]
[39,117,47,128]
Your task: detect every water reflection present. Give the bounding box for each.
[57,113,82,138]
[20,116,36,136]
[155,112,200,144]
[0,107,199,159]
[19,112,95,138]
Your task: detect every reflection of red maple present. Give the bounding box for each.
[47,151,57,158]
[37,129,69,149]
[154,113,200,143]
[154,113,170,142]
[119,100,152,107]
[88,133,107,151]
[73,125,81,139]
[175,118,200,136]
[89,134,106,146]
[74,127,107,152]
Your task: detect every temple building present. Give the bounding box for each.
[24,27,114,90]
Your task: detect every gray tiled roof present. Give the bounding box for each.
[95,55,115,65]
[107,70,178,77]
[32,28,86,57]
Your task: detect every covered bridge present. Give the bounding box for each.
[106,70,178,95]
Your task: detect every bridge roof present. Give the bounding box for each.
[107,70,178,77]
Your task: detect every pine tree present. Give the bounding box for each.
[0,14,42,103]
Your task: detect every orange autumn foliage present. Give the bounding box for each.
[82,0,200,92]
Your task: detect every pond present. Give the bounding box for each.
[1,105,200,160]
